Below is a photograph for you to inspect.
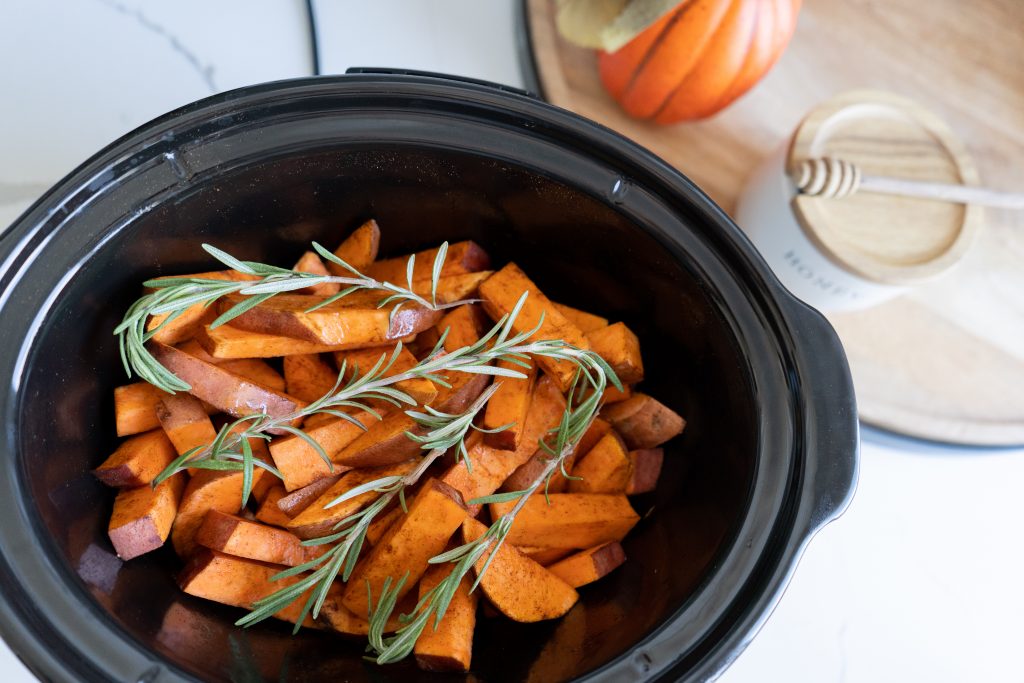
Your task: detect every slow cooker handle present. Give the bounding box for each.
[345,66,539,99]
[786,298,860,532]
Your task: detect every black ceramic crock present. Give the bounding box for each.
[0,70,857,682]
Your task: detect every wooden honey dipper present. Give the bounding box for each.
[790,157,1024,210]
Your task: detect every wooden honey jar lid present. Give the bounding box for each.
[787,90,983,285]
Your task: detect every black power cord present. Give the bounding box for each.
[304,0,322,75]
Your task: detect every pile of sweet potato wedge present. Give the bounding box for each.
[94,221,685,672]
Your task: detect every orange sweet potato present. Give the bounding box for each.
[178,549,321,627]
[292,251,341,296]
[501,416,612,495]
[437,304,486,352]
[94,430,178,487]
[115,382,216,437]
[335,345,437,404]
[218,359,286,392]
[196,510,324,567]
[626,448,664,495]
[365,240,490,285]
[220,291,441,346]
[567,431,632,494]
[414,563,478,672]
[107,474,186,560]
[156,393,217,456]
[268,411,372,491]
[171,465,270,557]
[197,323,416,359]
[546,542,626,588]
[552,302,609,333]
[515,546,574,566]
[146,270,259,345]
[255,485,294,528]
[329,219,381,274]
[602,393,685,449]
[283,353,337,402]
[332,412,423,469]
[461,518,578,622]
[365,507,403,546]
[441,375,565,514]
[585,322,644,385]
[276,474,342,517]
[479,263,590,391]
[481,358,537,450]
[341,478,467,618]
[601,383,633,404]
[148,342,306,433]
[488,494,640,549]
[287,461,418,540]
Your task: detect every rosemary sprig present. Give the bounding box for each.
[115,241,470,393]
[235,383,503,632]
[365,352,615,664]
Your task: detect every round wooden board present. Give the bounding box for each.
[525,0,1024,446]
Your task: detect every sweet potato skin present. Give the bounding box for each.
[567,431,632,494]
[171,466,270,557]
[585,322,644,385]
[482,358,537,450]
[546,542,626,588]
[148,342,306,433]
[198,323,416,359]
[478,263,590,391]
[366,240,490,284]
[276,474,342,517]
[330,219,381,274]
[488,494,640,549]
[342,479,467,618]
[414,563,478,672]
[602,393,686,449]
[461,518,578,622]
[332,412,424,470]
[626,448,664,495]
[108,474,186,560]
[195,511,324,566]
[94,430,178,487]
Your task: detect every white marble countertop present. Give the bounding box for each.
[1,1,1021,681]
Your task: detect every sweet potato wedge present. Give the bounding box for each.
[268,411,372,491]
[107,474,186,560]
[365,507,403,546]
[601,383,633,404]
[414,563,478,672]
[287,461,418,540]
[196,510,324,567]
[585,322,643,385]
[441,375,565,514]
[146,270,259,345]
[626,448,664,495]
[552,302,609,333]
[221,291,441,346]
[478,263,590,391]
[481,358,537,450]
[178,549,321,627]
[275,474,341,517]
[156,393,218,457]
[515,546,574,566]
[293,251,341,296]
[198,323,416,359]
[501,416,613,495]
[437,304,485,352]
[567,431,632,494]
[365,240,490,284]
[335,345,438,404]
[332,411,423,469]
[283,353,337,403]
[218,359,286,392]
[488,494,640,549]
[115,382,216,437]
[94,430,178,487]
[171,466,270,557]
[255,485,294,528]
[602,393,685,449]
[329,219,381,274]
[148,342,306,433]
[546,542,626,588]
[341,478,467,618]
[461,518,578,622]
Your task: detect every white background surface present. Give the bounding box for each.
[1,1,1022,681]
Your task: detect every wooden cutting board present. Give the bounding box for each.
[526,0,1024,446]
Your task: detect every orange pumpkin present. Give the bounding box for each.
[598,0,801,124]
